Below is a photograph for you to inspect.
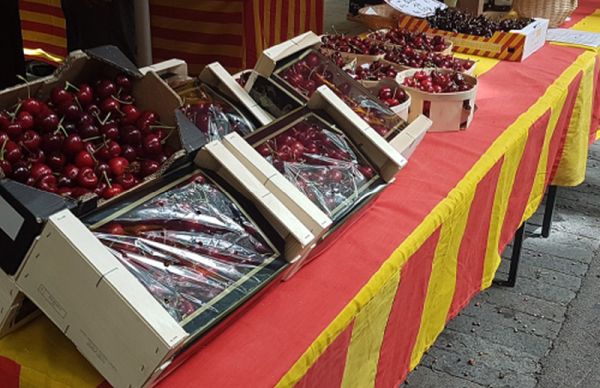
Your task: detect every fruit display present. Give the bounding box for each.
[246,73,303,118]
[384,46,474,73]
[88,170,281,322]
[426,8,534,38]
[177,82,256,142]
[401,70,474,93]
[253,115,378,218]
[368,29,451,52]
[320,34,386,56]
[350,61,399,82]
[275,50,406,137]
[376,86,409,107]
[0,75,175,200]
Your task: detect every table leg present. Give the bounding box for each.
[542,185,558,238]
[495,223,525,288]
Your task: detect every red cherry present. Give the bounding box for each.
[20,130,41,151]
[102,183,124,199]
[77,113,94,129]
[30,162,52,181]
[100,98,120,114]
[71,187,91,198]
[94,182,108,196]
[36,174,58,193]
[328,169,343,183]
[77,167,99,189]
[62,164,80,180]
[120,125,142,145]
[51,87,73,106]
[101,122,120,140]
[104,222,126,235]
[108,157,129,176]
[78,123,100,139]
[106,140,122,158]
[0,160,12,176]
[63,134,84,155]
[57,186,74,197]
[115,74,133,93]
[11,162,29,182]
[38,113,59,133]
[116,173,138,190]
[57,175,73,187]
[6,122,23,140]
[47,152,66,171]
[17,111,34,130]
[76,84,94,107]
[142,134,162,155]
[4,141,22,163]
[121,145,137,161]
[75,150,95,168]
[61,103,81,122]
[96,80,117,99]
[27,149,46,164]
[140,159,160,177]
[21,98,43,116]
[358,165,375,179]
[41,133,64,152]
[256,144,270,157]
[95,162,112,178]
[0,113,9,131]
[121,105,141,125]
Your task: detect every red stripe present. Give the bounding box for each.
[281,0,289,42]
[22,39,67,57]
[548,72,583,184]
[269,0,276,46]
[499,110,552,250]
[151,27,242,46]
[295,322,355,388]
[242,1,256,68]
[590,56,600,144]
[374,228,441,388]
[19,1,64,18]
[304,0,311,32]
[315,0,324,34]
[0,356,21,388]
[294,0,301,35]
[21,20,66,36]
[448,158,503,319]
[149,4,243,24]
[152,48,242,69]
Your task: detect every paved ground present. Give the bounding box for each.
[405,142,600,388]
[323,5,600,387]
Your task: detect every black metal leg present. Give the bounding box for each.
[542,185,558,238]
[495,224,526,288]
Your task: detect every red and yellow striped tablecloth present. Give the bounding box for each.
[18,0,324,73]
[3,3,599,388]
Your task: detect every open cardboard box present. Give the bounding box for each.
[15,144,316,387]
[0,47,206,279]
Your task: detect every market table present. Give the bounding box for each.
[2,3,600,387]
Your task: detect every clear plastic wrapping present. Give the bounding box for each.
[90,172,278,323]
[177,82,256,143]
[255,115,377,218]
[275,49,407,138]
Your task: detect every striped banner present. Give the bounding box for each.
[19,0,67,61]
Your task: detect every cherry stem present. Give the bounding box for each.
[82,136,102,142]
[10,103,22,122]
[149,124,176,130]
[16,75,30,98]
[111,95,133,105]
[98,112,112,126]
[64,81,80,92]
[160,129,175,144]
[0,139,7,160]
[74,97,83,111]
[103,171,112,187]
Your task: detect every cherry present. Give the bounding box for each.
[61,103,81,122]
[0,112,10,131]
[106,140,122,158]
[256,144,271,157]
[27,149,46,164]
[38,113,59,133]
[93,182,108,196]
[62,164,80,180]
[359,165,375,179]
[115,74,133,94]
[47,152,66,171]
[11,163,29,182]
[21,98,43,116]
[30,162,52,181]
[77,113,94,129]
[102,183,124,199]
[6,122,23,140]
[71,187,90,198]
[57,187,74,197]
[0,160,12,176]
[41,133,64,152]
[96,80,117,99]
[120,125,142,145]
[328,169,343,183]
[86,104,100,116]
[142,134,161,155]
[79,123,100,139]
[140,159,160,177]
[57,175,73,187]
[378,87,393,100]
[77,167,98,188]
[17,111,34,131]
[101,122,120,140]
[76,84,94,106]
[63,134,84,155]
[136,111,158,133]
[51,87,73,106]
[108,157,128,176]
[116,173,138,189]
[0,131,7,145]
[305,52,321,68]
[104,223,126,235]
[100,97,120,114]
[121,105,141,125]
[4,141,22,163]
[36,174,58,193]
[75,150,95,168]
[122,145,137,161]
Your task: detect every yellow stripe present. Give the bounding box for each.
[22,30,66,48]
[410,187,474,369]
[149,0,243,12]
[151,16,243,35]
[309,0,317,33]
[253,0,263,60]
[152,37,242,58]
[20,10,65,29]
[277,51,597,387]
[264,0,272,50]
[551,58,595,186]
[288,0,296,38]
[341,271,401,388]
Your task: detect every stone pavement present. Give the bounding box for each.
[405,143,600,388]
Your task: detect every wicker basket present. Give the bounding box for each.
[356,4,401,30]
[512,0,578,27]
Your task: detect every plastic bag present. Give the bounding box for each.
[256,116,376,218]
[92,172,276,322]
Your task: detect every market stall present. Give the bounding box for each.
[0,2,598,387]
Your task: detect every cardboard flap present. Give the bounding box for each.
[254,31,321,76]
[85,45,142,78]
[0,179,75,221]
[174,109,207,154]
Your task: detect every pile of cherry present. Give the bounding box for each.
[369,29,450,52]
[255,119,375,214]
[351,61,398,81]
[321,34,385,56]
[0,75,174,199]
[385,46,473,73]
[426,8,533,38]
[376,86,408,107]
[401,70,473,93]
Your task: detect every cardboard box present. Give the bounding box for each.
[0,270,38,338]
[16,153,312,387]
[396,14,549,61]
[0,47,206,277]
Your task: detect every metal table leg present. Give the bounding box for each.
[542,185,558,238]
[495,223,526,288]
